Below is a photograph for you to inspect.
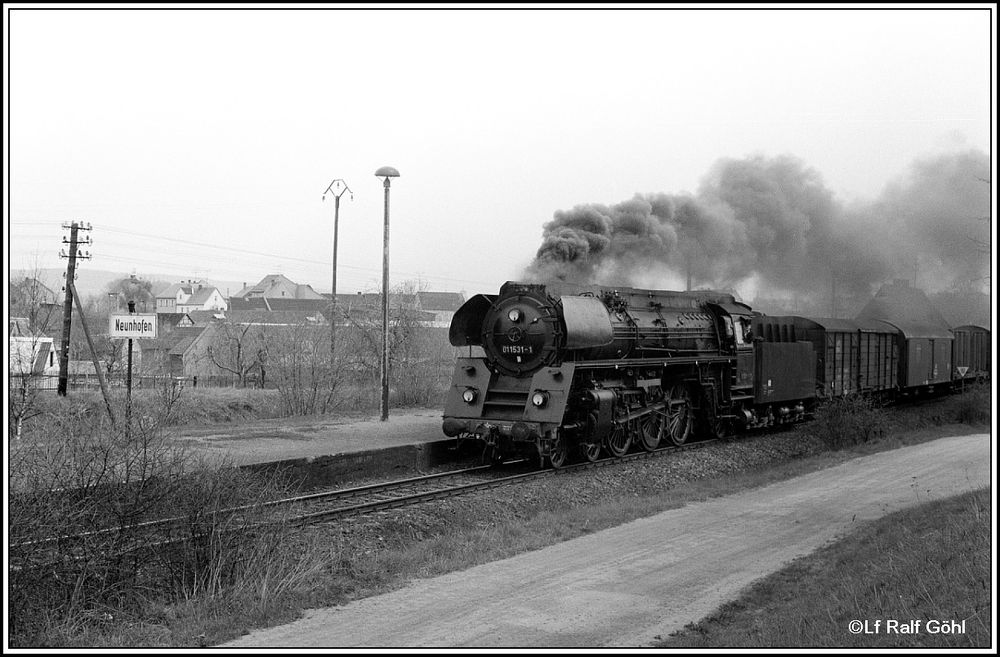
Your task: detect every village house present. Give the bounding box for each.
[155,280,228,314]
[229,274,327,312]
[9,317,59,388]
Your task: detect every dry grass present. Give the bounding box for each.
[13,385,991,648]
[658,488,992,648]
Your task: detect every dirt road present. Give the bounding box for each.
[223,432,991,648]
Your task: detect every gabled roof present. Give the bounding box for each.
[418,292,466,311]
[185,287,220,305]
[187,310,223,325]
[232,274,323,300]
[156,313,193,330]
[146,326,209,356]
[224,310,328,326]
[33,341,53,372]
[156,283,190,299]
[228,297,330,312]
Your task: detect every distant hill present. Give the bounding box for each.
[11,268,251,301]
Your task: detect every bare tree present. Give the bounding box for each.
[8,265,62,439]
[264,320,339,415]
[206,319,265,387]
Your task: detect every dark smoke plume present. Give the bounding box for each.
[525,151,990,309]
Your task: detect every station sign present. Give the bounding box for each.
[109,314,158,339]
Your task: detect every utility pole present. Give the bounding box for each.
[375,166,400,422]
[126,300,135,437]
[322,179,353,370]
[57,222,92,396]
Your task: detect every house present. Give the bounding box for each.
[10,277,59,307]
[224,309,329,327]
[141,326,215,377]
[9,277,62,334]
[155,280,228,314]
[9,317,59,388]
[155,312,195,337]
[416,291,466,327]
[232,274,325,301]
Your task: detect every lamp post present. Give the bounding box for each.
[375,166,400,422]
[322,179,353,368]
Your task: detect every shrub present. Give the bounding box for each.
[952,381,991,426]
[7,389,320,647]
[811,394,890,449]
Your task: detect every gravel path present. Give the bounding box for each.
[223,432,990,648]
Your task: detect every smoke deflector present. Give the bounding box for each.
[560,295,614,349]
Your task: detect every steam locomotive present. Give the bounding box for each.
[441,280,990,467]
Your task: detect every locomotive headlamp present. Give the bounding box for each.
[508,308,522,322]
[531,391,549,408]
[462,387,478,404]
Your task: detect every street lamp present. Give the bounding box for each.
[322,179,353,368]
[375,166,400,422]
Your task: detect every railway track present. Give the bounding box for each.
[280,437,718,524]
[12,437,720,570]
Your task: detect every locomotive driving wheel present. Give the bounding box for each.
[665,384,694,446]
[579,441,602,463]
[604,422,631,458]
[639,410,663,452]
[547,434,569,469]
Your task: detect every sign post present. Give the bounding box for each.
[110,309,157,436]
[956,366,969,394]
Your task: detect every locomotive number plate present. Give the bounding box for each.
[502,345,534,355]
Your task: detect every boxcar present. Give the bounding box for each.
[876,319,953,390]
[754,316,898,397]
[951,325,991,382]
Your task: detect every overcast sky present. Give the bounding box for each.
[6,5,995,297]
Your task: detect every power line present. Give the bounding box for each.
[12,221,502,290]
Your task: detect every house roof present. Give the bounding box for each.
[185,287,219,305]
[146,326,209,356]
[12,277,57,302]
[418,291,466,311]
[33,341,52,373]
[224,310,328,326]
[232,274,324,300]
[187,310,224,325]
[156,283,189,298]
[228,297,330,312]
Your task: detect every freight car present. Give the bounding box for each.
[952,325,991,383]
[442,280,990,468]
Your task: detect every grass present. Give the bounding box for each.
[656,488,992,648]
[21,382,447,436]
[11,387,992,648]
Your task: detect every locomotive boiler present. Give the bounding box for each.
[442,281,813,467]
